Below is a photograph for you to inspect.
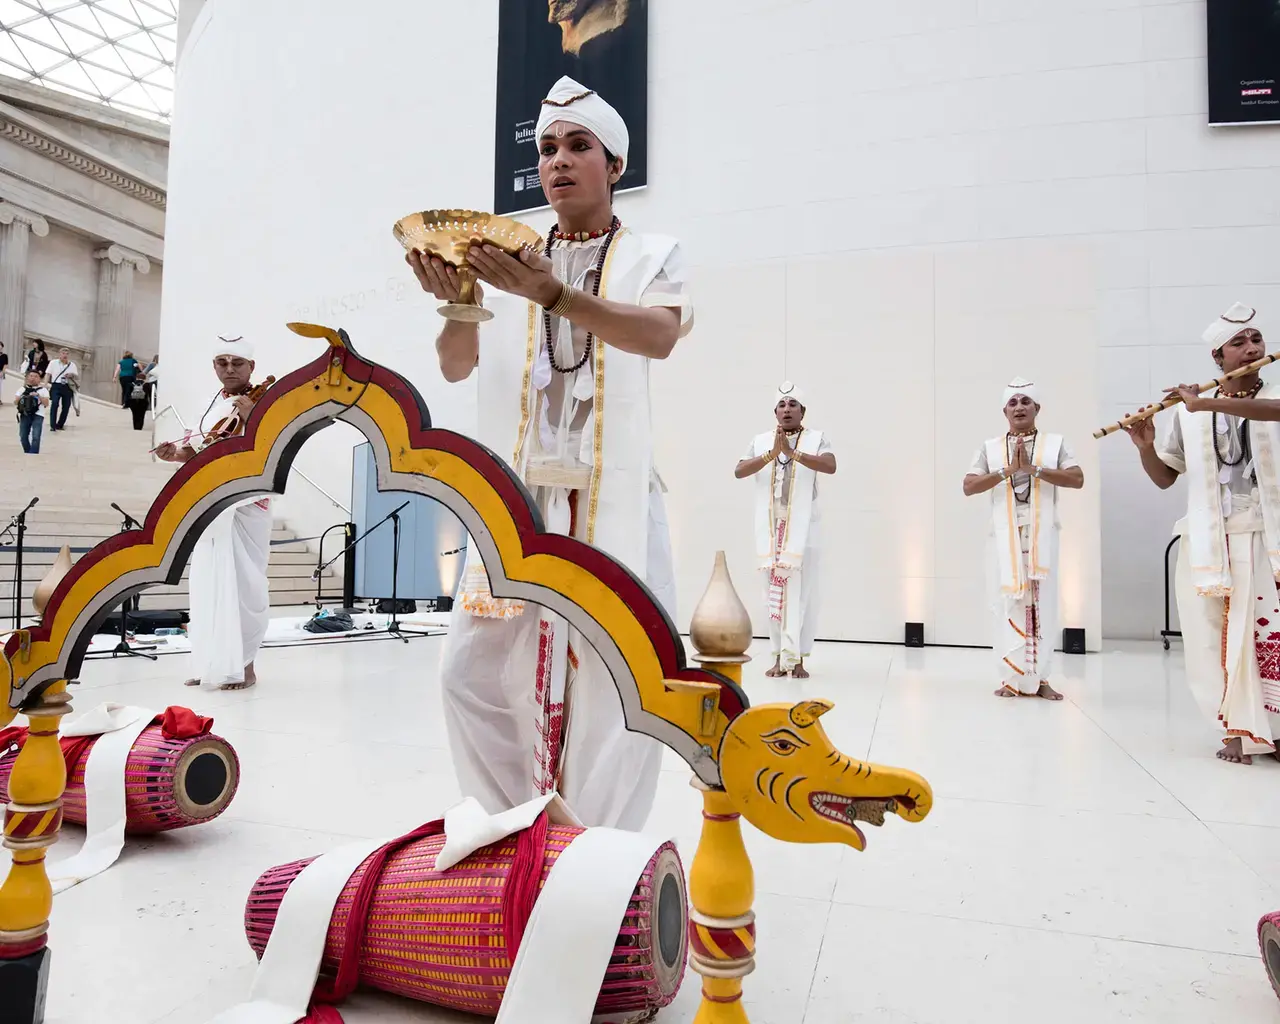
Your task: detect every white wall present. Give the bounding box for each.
[159,0,1280,645]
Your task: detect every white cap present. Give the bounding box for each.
[535,76,629,170]
[1202,302,1261,352]
[213,336,254,361]
[1002,377,1039,407]
[776,381,806,407]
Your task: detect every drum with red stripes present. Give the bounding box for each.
[245,826,688,1019]
[0,724,239,834]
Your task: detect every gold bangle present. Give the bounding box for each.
[548,282,575,317]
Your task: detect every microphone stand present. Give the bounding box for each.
[312,501,431,643]
[5,496,37,630]
[109,503,157,660]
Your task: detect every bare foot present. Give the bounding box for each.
[219,679,256,691]
[792,661,809,679]
[1037,682,1064,701]
[994,685,1018,698]
[764,659,786,678]
[1216,737,1253,765]
[184,678,200,687]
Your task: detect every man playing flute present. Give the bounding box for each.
[964,378,1084,700]
[1126,302,1280,764]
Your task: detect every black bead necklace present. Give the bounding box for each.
[542,215,621,375]
[1212,380,1262,468]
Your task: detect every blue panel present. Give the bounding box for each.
[349,443,468,600]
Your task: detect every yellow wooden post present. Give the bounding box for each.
[0,676,72,1024]
[686,552,755,1023]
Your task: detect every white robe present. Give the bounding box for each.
[1160,398,1280,754]
[442,229,692,832]
[972,433,1075,692]
[187,392,273,689]
[747,429,830,669]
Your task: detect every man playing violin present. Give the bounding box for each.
[1126,302,1280,764]
[155,336,272,691]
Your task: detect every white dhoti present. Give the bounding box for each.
[988,506,1059,693]
[1175,498,1280,756]
[765,506,820,671]
[441,484,672,832]
[187,498,272,689]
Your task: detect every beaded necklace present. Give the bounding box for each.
[551,225,613,242]
[542,216,621,375]
[1212,379,1262,469]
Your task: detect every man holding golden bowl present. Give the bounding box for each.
[407,76,693,831]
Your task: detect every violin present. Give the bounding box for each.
[200,376,276,448]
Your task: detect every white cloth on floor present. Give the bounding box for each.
[50,703,155,893]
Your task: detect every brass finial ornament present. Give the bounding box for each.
[31,544,73,619]
[393,210,544,323]
[689,551,752,666]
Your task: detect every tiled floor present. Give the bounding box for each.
[38,633,1280,1023]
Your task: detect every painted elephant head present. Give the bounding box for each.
[718,699,932,850]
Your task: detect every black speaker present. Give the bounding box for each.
[904,622,925,648]
[100,608,188,635]
[1063,627,1086,655]
[434,595,454,612]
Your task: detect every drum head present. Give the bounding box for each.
[173,738,239,821]
[651,846,688,997]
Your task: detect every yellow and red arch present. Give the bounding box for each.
[1,324,746,786]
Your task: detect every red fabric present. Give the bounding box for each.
[504,812,549,960]
[298,812,552,1024]
[0,706,212,779]
[160,706,213,740]
[0,726,94,776]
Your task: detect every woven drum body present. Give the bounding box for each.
[245,825,688,1018]
[0,725,240,834]
[1262,911,1280,1002]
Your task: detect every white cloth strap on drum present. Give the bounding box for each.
[207,834,390,1024]
[50,703,155,894]
[496,826,667,1024]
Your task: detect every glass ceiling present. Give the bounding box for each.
[0,0,176,122]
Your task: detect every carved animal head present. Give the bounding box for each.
[718,699,932,850]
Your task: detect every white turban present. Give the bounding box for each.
[213,336,254,361]
[1002,377,1039,407]
[535,76,629,170]
[776,381,806,408]
[1202,302,1261,352]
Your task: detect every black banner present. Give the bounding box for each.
[494,0,648,215]
[1207,0,1280,125]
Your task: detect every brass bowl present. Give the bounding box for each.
[394,209,544,323]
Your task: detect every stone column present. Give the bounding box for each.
[93,244,151,387]
[0,203,50,362]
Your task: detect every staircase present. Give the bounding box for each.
[0,374,333,621]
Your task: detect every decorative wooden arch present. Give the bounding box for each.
[2,323,746,785]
